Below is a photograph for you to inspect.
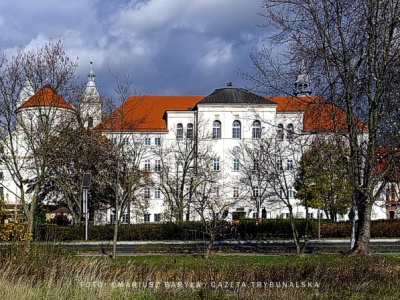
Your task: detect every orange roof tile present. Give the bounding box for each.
[18,85,74,110]
[270,96,367,133]
[97,93,367,133]
[96,95,204,132]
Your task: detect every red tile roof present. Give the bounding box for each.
[18,85,74,110]
[97,93,367,133]
[270,96,367,133]
[96,95,204,132]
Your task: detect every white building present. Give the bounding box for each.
[1,65,389,224]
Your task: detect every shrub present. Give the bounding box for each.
[0,211,31,242]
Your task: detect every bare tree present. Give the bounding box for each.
[98,69,152,258]
[153,118,218,222]
[0,40,79,235]
[238,133,311,255]
[232,140,273,224]
[249,0,400,255]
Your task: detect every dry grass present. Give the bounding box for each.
[1,244,400,299]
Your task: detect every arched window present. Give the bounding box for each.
[232,120,241,139]
[213,120,221,139]
[187,123,193,139]
[287,124,294,140]
[176,123,183,140]
[277,124,284,140]
[252,120,261,139]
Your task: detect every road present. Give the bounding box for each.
[59,239,400,255]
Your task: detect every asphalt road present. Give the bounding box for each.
[59,239,400,255]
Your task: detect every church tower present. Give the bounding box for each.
[294,60,311,97]
[81,61,102,128]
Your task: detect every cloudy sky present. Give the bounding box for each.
[0,0,266,96]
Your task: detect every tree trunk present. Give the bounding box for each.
[204,232,214,260]
[288,206,304,256]
[112,216,118,258]
[350,198,372,256]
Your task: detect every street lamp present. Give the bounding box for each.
[82,173,91,241]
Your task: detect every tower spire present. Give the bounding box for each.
[81,61,102,128]
[294,59,311,97]
[87,61,95,87]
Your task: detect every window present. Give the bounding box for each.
[155,137,161,146]
[144,159,151,171]
[213,121,221,139]
[213,158,220,171]
[232,121,241,139]
[252,186,260,198]
[187,123,193,139]
[307,213,314,219]
[144,214,150,222]
[154,160,161,172]
[121,213,128,224]
[111,137,117,145]
[252,120,261,139]
[144,137,151,145]
[253,158,259,171]
[233,187,239,198]
[252,212,258,219]
[110,213,116,224]
[277,124,284,140]
[144,187,151,198]
[287,124,294,140]
[276,159,283,171]
[185,187,191,199]
[154,213,161,222]
[176,162,183,172]
[176,123,183,140]
[288,186,293,198]
[233,158,240,171]
[0,186,4,198]
[286,160,293,171]
[122,137,129,145]
[154,187,161,199]
[39,114,48,129]
[88,116,94,128]
[213,187,220,197]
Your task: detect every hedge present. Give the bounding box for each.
[33,221,229,241]
[33,219,400,241]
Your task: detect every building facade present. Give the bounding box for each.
[1,65,390,224]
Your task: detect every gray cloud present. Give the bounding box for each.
[0,0,265,97]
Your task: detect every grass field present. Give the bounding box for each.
[1,244,400,299]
